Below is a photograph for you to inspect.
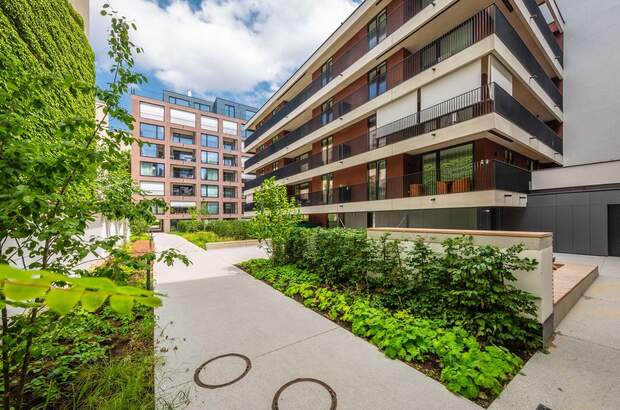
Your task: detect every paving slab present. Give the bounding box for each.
[153,233,478,410]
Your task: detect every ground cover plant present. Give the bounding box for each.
[176,231,234,248]
[238,259,524,404]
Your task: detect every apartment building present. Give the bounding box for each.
[243,1,564,233]
[132,91,257,232]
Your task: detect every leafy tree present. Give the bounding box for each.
[0,4,187,408]
[250,178,301,264]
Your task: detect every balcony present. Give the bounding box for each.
[245,5,562,170]
[244,82,561,191]
[245,0,435,148]
[170,148,196,163]
[171,167,195,180]
[520,0,563,67]
[172,184,196,197]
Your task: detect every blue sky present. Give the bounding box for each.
[91,0,360,129]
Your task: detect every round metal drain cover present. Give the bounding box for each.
[193,353,251,389]
[272,378,337,410]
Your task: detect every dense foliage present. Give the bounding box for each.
[250,178,301,263]
[239,260,523,401]
[283,228,541,352]
[175,219,254,240]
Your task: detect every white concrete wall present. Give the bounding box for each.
[376,90,418,128]
[420,60,481,109]
[490,55,513,95]
[532,160,620,190]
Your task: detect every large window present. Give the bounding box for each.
[201,134,218,148]
[171,167,195,179]
[224,104,236,117]
[169,96,190,107]
[367,9,387,50]
[202,202,219,215]
[201,185,219,198]
[223,202,237,214]
[171,148,195,162]
[201,168,219,181]
[367,159,386,201]
[368,62,387,100]
[320,58,333,87]
[320,100,333,126]
[172,133,194,145]
[194,102,210,112]
[223,140,236,151]
[322,173,333,204]
[140,123,164,140]
[172,184,195,196]
[223,186,237,198]
[170,108,196,127]
[422,143,474,195]
[140,161,164,177]
[223,120,238,135]
[139,102,164,121]
[223,155,237,167]
[140,181,164,196]
[201,116,219,132]
[321,136,333,165]
[141,143,164,158]
[223,171,237,182]
[201,151,218,165]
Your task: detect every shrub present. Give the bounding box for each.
[174,219,205,233]
[205,220,253,239]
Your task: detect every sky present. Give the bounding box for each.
[91,0,361,127]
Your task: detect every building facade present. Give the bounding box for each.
[131,91,257,232]
[243,1,565,234]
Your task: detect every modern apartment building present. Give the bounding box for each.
[131,91,257,232]
[243,1,565,234]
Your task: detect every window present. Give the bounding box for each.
[201,134,218,148]
[245,110,256,121]
[171,167,195,179]
[223,120,238,135]
[223,186,236,198]
[201,185,219,198]
[223,171,237,182]
[141,143,164,158]
[202,201,219,215]
[272,162,279,172]
[322,173,333,204]
[439,144,473,184]
[169,201,195,214]
[170,108,196,127]
[367,159,386,200]
[172,184,195,196]
[320,58,333,87]
[151,202,166,215]
[140,123,164,140]
[169,96,190,107]
[367,115,382,149]
[140,181,164,196]
[201,151,218,165]
[140,161,164,177]
[321,136,333,165]
[320,100,333,126]
[201,116,219,131]
[172,133,194,145]
[295,152,310,172]
[201,168,218,181]
[223,155,237,167]
[367,9,387,50]
[223,202,237,214]
[368,62,387,100]
[294,182,310,205]
[224,104,235,117]
[194,102,210,112]
[223,140,236,151]
[139,102,164,121]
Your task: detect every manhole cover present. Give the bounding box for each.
[272,378,337,410]
[193,353,251,389]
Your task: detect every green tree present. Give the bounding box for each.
[0,4,185,408]
[250,178,301,264]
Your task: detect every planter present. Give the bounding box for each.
[437,181,450,195]
[409,183,424,197]
[451,177,471,193]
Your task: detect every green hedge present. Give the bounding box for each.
[0,0,95,136]
[175,219,254,240]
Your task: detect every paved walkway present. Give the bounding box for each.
[490,254,620,410]
[153,233,477,410]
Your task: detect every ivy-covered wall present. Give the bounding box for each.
[0,0,95,127]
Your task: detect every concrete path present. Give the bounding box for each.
[490,254,620,410]
[153,233,478,410]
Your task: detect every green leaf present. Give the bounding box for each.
[109,294,134,314]
[80,291,108,312]
[46,288,83,315]
[135,295,162,308]
[4,281,47,301]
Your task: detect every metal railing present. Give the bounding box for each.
[245,4,562,170]
[244,159,530,211]
[245,0,434,147]
[521,0,563,67]
[244,82,560,190]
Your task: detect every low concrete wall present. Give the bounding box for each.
[368,227,554,341]
[205,239,260,250]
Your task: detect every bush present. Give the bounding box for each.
[205,220,253,240]
[174,219,205,233]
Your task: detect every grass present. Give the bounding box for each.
[175,231,233,248]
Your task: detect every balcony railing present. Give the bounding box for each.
[244,82,561,190]
[244,160,529,211]
[520,0,563,67]
[245,4,562,170]
[245,0,435,148]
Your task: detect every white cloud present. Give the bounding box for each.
[91,0,358,104]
